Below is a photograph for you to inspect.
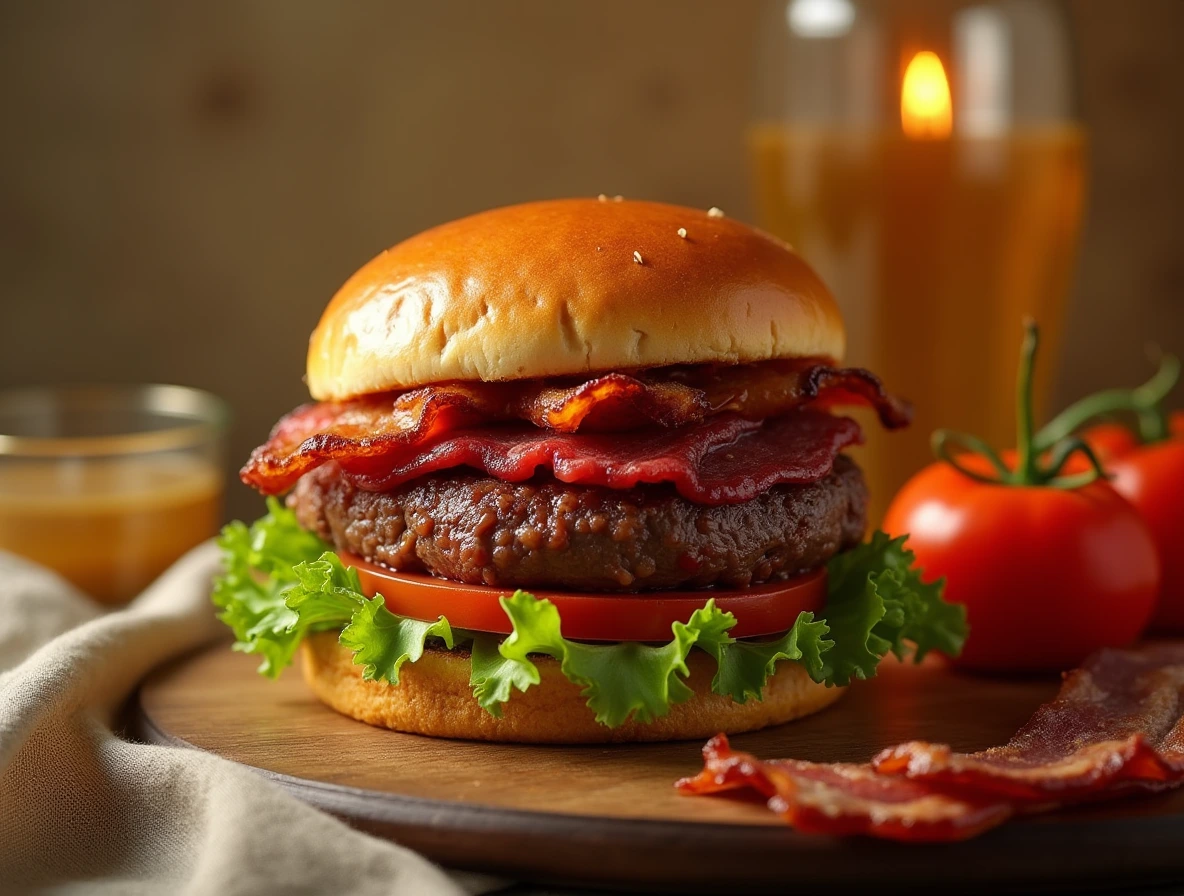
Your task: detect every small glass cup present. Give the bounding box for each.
[0,385,228,604]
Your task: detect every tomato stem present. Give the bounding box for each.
[931,320,1109,490]
[1014,319,1039,484]
[1034,353,1180,450]
[1042,435,1109,488]
[932,430,1012,484]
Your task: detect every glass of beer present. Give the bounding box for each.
[752,0,1086,521]
[0,385,227,604]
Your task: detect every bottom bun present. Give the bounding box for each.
[301,632,844,743]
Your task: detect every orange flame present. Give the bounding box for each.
[901,51,952,139]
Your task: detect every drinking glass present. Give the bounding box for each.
[0,385,227,603]
[753,0,1085,520]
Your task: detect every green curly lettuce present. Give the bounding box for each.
[822,531,966,684]
[697,612,832,704]
[211,498,335,675]
[213,502,967,728]
[494,591,709,727]
[213,503,454,684]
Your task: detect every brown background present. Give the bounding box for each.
[1,0,1182,521]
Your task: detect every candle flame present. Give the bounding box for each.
[901,51,952,139]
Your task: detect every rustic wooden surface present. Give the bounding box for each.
[133,642,1184,893]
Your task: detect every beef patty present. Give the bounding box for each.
[291,458,867,592]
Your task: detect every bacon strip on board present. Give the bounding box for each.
[874,643,1184,799]
[677,644,1184,842]
[676,735,1013,841]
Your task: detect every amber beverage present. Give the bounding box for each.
[0,385,226,604]
[752,1,1087,520]
[751,124,1085,520]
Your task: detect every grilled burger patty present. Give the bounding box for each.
[290,457,867,592]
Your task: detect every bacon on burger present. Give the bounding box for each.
[214,198,966,743]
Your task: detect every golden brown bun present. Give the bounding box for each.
[301,631,843,744]
[307,199,845,400]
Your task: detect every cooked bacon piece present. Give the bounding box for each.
[242,361,908,495]
[679,645,1184,841]
[675,735,1012,842]
[688,361,912,430]
[527,374,709,431]
[245,385,503,493]
[341,411,862,505]
[874,644,1184,800]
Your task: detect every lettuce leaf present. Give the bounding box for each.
[213,504,456,683]
[469,633,539,716]
[287,551,457,686]
[496,590,727,727]
[820,531,968,685]
[699,613,832,704]
[211,498,336,676]
[340,595,454,684]
[213,503,967,728]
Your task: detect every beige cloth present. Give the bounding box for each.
[0,542,502,895]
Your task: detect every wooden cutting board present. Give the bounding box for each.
[132,642,1184,894]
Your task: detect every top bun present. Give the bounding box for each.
[307,199,845,400]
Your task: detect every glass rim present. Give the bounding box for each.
[0,384,229,458]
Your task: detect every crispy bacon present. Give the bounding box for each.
[676,735,1012,842]
[687,360,912,430]
[873,644,1184,800]
[678,645,1184,841]
[242,362,909,495]
[340,411,862,504]
[527,374,709,431]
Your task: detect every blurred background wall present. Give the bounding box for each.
[1,0,1181,521]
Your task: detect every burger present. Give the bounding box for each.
[214,198,966,743]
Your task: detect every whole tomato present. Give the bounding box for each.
[883,461,1160,672]
[1053,360,1184,631]
[1075,422,1141,463]
[1078,412,1183,463]
[1098,437,1184,631]
[883,322,1162,672]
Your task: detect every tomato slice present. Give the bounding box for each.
[341,551,827,642]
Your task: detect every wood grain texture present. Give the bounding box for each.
[134,643,1184,893]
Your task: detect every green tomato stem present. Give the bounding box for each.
[1042,435,1108,486]
[931,320,1106,491]
[931,429,1013,484]
[1034,354,1180,450]
[1014,319,1040,485]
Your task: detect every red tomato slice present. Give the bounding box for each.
[341,550,826,642]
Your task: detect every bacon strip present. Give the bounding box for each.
[243,362,909,495]
[691,361,912,430]
[678,645,1184,841]
[342,411,862,505]
[874,644,1184,800]
[676,735,1012,842]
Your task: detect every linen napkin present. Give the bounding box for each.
[0,542,501,895]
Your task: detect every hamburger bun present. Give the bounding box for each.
[301,631,844,743]
[307,198,845,401]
